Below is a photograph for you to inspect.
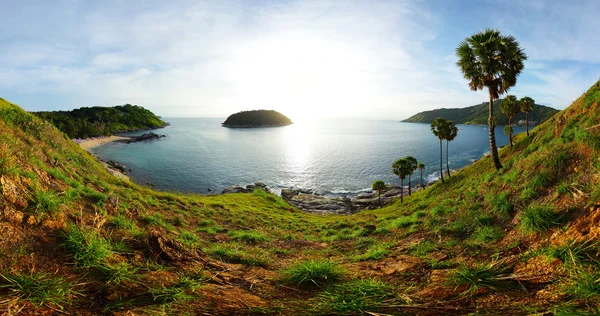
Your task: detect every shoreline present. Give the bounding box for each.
[76,136,131,151]
[77,136,131,181]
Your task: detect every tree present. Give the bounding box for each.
[392,158,412,203]
[504,126,513,142]
[431,117,448,183]
[456,29,527,170]
[444,121,458,178]
[520,96,535,136]
[372,180,386,208]
[405,156,418,196]
[500,95,520,148]
[418,163,425,187]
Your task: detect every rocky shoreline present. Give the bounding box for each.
[222,182,425,214]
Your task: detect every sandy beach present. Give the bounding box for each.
[77,136,130,151]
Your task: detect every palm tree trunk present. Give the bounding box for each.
[420,169,424,187]
[525,112,529,136]
[446,140,451,178]
[400,178,404,203]
[489,94,503,170]
[408,174,412,196]
[439,139,445,183]
[378,192,381,208]
[509,117,513,148]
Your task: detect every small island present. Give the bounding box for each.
[222,110,293,128]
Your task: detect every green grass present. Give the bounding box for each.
[318,279,397,312]
[209,244,269,267]
[470,225,505,244]
[178,230,200,246]
[0,271,75,310]
[62,224,112,268]
[448,262,513,295]
[565,268,600,299]
[282,259,344,287]
[228,230,270,243]
[29,189,61,214]
[149,272,204,305]
[519,205,561,233]
[352,243,391,261]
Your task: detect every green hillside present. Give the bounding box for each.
[403,99,559,125]
[34,104,167,138]
[0,81,599,314]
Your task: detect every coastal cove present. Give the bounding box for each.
[91,118,525,197]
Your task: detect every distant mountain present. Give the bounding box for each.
[222,110,293,128]
[402,99,560,125]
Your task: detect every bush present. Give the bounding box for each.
[282,260,344,287]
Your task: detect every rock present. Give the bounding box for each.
[147,230,203,264]
[222,186,250,194]
[2,205,24,224]
[1,176,28,209]
[363,225,376,233]
[119,132,166,144]
[105,195,119,215]
[356,192,376,199]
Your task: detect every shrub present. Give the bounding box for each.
[282,260,344,287]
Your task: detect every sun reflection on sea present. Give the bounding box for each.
[282,119,317,185]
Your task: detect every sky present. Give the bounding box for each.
[0,0,599,121]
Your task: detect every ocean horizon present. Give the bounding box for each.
[92,118,525,196]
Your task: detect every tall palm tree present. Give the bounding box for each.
[431,117,448,183]
[456,29,527,170]
[520,96,535,136]
[500,95,520,148]
[418,163,425,187]
[405,156,418,196]
[444,121,458,178]
[392,158,412,203]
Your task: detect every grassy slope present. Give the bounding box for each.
[403,99,559,125]
[0,81,599,315]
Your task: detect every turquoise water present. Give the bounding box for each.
[92,118,525,196]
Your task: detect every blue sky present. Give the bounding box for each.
[0,0,599,120]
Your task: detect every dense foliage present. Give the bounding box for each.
[403,99,558,125]
[222,110,293,127]
[34,104,166,138]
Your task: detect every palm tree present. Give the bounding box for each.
[392,158,412,203]
[405,156,418,196]
[520,96,535,136]
[500,95,520,147]
[372,180,386,208]
[431,117,448,183]
[444,121,458,178]
[456,29,527,170]
[418,163,425,187]
[504,126,513,142]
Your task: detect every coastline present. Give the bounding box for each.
[76,136,130,151]
[76,136,131,181]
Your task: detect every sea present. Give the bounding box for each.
[91,118,525,196]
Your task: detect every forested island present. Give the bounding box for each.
[403,99,559,125]
[35,104,167,138]
[222,110,293,128]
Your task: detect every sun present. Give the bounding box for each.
[225,31,378,120]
